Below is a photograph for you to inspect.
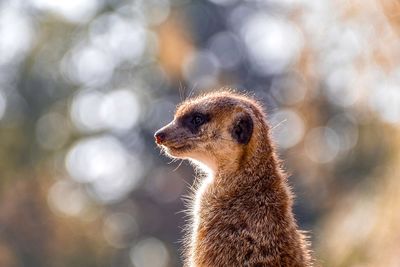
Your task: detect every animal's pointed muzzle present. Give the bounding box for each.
[154,130,166,144]
[154,122,175,145]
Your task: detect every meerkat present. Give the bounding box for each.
[154,90,313,267]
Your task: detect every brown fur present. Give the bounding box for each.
[155,90,313,267]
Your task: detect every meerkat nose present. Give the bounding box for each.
[154,131,167,144]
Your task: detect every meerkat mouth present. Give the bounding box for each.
[162,142,192,151]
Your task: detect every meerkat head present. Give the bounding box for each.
[154,91,267,173]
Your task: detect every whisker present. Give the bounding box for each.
[173,159,184,172]
[178,81,185,101]
[188,83,197,99]
[271,118,287,131]
[167,158,179,164]
[181,178,194,190]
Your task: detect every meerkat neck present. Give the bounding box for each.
[214,136,279,189]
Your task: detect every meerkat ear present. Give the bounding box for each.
[231,113,253,144]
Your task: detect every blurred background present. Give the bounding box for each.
[0,0,399,266]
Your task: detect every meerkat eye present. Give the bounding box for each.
[191,114,205,126]
[181,112,209,133]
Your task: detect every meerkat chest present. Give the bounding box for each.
[193,179,244,232]
[192,177,212,224]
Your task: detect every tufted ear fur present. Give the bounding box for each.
[231,113,253,145]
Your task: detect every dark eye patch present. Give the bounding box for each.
[191,114,204,126]
[181,112,210,134]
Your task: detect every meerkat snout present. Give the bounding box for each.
[154,130,166,144]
